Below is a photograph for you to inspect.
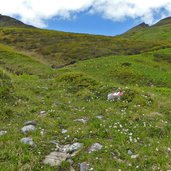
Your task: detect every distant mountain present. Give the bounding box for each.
[0,14,34,28]
[123,22,149,37]
[122,16,171,41]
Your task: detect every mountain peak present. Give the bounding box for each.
[0,14,34,28]
[123,22,149,35]
[137,22,149,28]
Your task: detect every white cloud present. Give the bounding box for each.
[0,0,171,27]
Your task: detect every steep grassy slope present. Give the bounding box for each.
[0,44,54,77]
[0,27,169,68]
[0,49,171,170]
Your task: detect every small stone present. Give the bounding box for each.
[80,162,88,171]
[128,150,133,155]
[69,143,83,153]
[38,111,47,117]
[96,115,103,119]
[39,111,46,114]
[88,143,103,153]
[21,125,36,133]
[20,137,35,147]
[61,129,67,134]
[40,129,45,136]
[60,143,83,153]
[24,121,37,126]
[0,130,7,136]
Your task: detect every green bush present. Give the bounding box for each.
[58,72,99,93]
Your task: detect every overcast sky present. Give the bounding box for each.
[0,0,171,35]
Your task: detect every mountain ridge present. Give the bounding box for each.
[0,14,35,28]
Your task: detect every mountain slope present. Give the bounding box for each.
[0,27,169,68]
[123,22,149,37]
[153,17,171,27]
[122,16,171,41]
[0,14,34,28]
[0,15,170,68]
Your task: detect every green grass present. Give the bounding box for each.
[0,47,171,170]
[0,44,54,78]
[0,17,171,170]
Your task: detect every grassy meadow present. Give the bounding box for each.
[0,43,171,170]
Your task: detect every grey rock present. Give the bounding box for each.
[128,150,133,155]
[20,137,35,147]
[80,162,88,171]
[68,143,83,153]
[59,143,83,153]
[43,151,70,166]
[21,125,36,133]
[24,121,37,126]
[74,118,88,124]
[43,142,83,167]
[88,143,103,153]
[0,130,7,136]
[59,144,71,153]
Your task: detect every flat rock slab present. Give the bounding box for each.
[43,151,70,166]
[88,143,103,153]
[43,142,83,167]
[21,125,36,133]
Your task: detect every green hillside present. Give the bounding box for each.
[0,16,171,171]
[0,27,170,68]
[122,17,171,41]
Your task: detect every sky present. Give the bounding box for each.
[0,0,171,36]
